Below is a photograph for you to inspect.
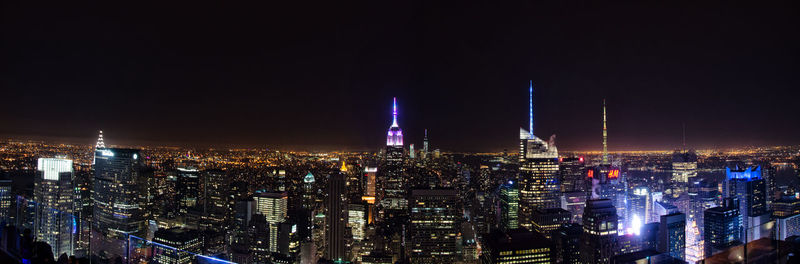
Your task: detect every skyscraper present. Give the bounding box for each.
[410,189,461,264]
[657,212,686,261]
[92,148,145,260]
[499,181,519,230]
[724,166,771,242]
[35,158,75,257]
[601,99,609,165]
[422,129,429,159]
[704,198,741,257]
[629,186,650,232]
[671,150,697,183]
[0,177,11,224]
[177,166,200,215]
[382,97,406,211]
[518,81,560,229]
[254,190,288,253]
[201,169,229,230]
[325,172,346,261]
[581,199,618,264]
[531,208,571,239]
[152,228,202,264]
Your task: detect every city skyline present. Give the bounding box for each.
[2,2,800,151]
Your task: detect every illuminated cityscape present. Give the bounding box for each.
[2,2,800,264]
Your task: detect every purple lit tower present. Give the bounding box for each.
[386,97,403,146]
[382,97,407,211]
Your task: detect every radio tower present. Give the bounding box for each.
[602,99,609,165]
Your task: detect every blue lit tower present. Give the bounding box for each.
[724,166,770,242]
[518,81,561,229]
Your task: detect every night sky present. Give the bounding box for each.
[1,2,798,151]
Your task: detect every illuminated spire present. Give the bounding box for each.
[602,99,608,164]
[391,97,399,128]
[340,161,348,172]
[386,97,403,146]
[529,80,534,137]
[95,130,106,149]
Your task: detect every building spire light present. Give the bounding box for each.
[96,130,106,149]
[529,80,534,137]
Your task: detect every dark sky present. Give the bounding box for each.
[1,2,798,151]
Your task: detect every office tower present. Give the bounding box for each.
[725,166,771,242]
[34,158,75,257]
[657,212,686,260]
[581,199,618,264]
[484,228,554,264]
[671,150,697,183]
[776,213,800,240]
[201,169,228,230]
[553,223,582,264]
[232,199,255,244]
[382,97,406,210]
[409,144,415,159]
[518,82,560,228]
[348,203,366,241]
[303,172,316,210]
[499,181,519,230]
[641,223,660,250]
[422,129,429,159]
[0,177,11,224]
[704,198,741,257]
[363,167,377,198]
[629,186,650,231]
[92,148,145,259]
[326,173,346,261]
[562,191,587,223]
[588,166,625,231]
[410,189,460,264]
[653,201,678,219]
[559,156,586,193]
[153,228,202,264]
[773,196,800,217]
[254,190,288,253]
[177,166,200,215]
[531,208,570,238]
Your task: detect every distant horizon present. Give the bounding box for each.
[2,133,796,153]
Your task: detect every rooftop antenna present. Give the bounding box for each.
[529,80,533,137]
[602,99,608,165]
[682,122,686,153]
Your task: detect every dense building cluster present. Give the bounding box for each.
[0,89,800,264]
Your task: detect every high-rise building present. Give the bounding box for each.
[422,129,429,159]
[499,181,519,230]
[484,228,554,264]
[153,228,202,264]
[562,191,587,223]
[629,186,650,231]
[553,223,582,264]
[671,150,697,183]
[410,189,461,264]
[657,212,686,261]
[581,199,618,264]
[0,177,12,224]
[773,196,800,217]
[601,99,609,165]
[531,208,570,239]
[518,85,561,228]
[559,156,586,193]
[724,166,771,242]
[201,169,228,230]
[776,213,800,240]
[409,144,415,159]
[704,198,741,257]
[177,166,200,215]
[92,148,145,259]
[382,97,406,211]
[254,190,288,254]
[325,172,346,261]
[35,158,75,257]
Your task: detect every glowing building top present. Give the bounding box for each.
[726,165,762,181]
[96,130,106,149]
[386,97,403,146]
[304,172,315,183]
[340,161,348,172]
